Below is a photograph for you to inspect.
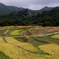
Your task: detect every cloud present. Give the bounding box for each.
[0,0,59,10]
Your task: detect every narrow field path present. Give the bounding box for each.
[1,31,59,38]
[12,32,59,37]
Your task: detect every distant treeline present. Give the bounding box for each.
[0,7,59,26]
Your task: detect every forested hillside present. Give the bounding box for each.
[0,3,24,15]
[0,7,59,26]
[0,3,54,15]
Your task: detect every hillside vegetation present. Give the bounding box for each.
[0,7,59,26]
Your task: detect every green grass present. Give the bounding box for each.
[35,45,49,55]
[14,36,48,45]
[19,27,34,30]
[0,30,7,33]
[14,37,26,42]
[0,52,10,59]
[29,37,46,45]
[0,30,7,36]
[14,27,34,30]
[3,38,7,43]
[33,37,52,43]
[37,36,59,44]
[14,37,48,55]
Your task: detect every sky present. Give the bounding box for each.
[0,0,59,10]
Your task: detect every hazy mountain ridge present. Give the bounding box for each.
[0,3,24,15]
[39,6,54,13]
[0,3,56,15]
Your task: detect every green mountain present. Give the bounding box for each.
[7,6,24,11]
[0,9,29,20]
[29,6,54,13]
[0,3,24,15]
[0,3,11,15]
[0,3,55,15]
[39,6,54,13]
[0,3,59,26]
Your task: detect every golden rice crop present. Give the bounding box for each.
[0,43,39,59]
[38,44,59,56]
[0,43,59,59]
[0,37,5,43]
[51,34,59,39]
[5,37,39,52]
[10,30,22,36]
[0,37,59,59]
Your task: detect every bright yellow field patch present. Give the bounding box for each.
[51,34,59,39]
[0,37,5,43]
[10,30,22,36]
[0,37,59,59]
[0,43,59,59]
[38,44,59,55]
[5,37,39,52]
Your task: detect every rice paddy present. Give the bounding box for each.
[51,34,59,39]
[0,26,59,59]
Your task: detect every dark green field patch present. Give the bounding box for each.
[37,36,59,44]
[29,37,46,45]
[0,52,10,59]
[14,37,26,42]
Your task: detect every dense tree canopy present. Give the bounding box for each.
[0,7,59,26]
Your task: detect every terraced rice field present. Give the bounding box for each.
[38,44,59,55]
[0,26,59,59]
[4,37,39,52]
[10,30,22,36]
[37,36,59,44]
[0,37,59,59]
[51,34,59,39]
